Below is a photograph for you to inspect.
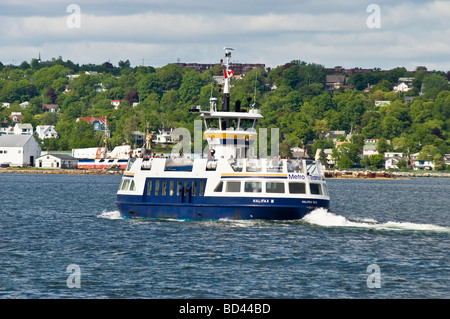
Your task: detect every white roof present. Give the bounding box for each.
[0,134,33,147]
[201,110,263,120]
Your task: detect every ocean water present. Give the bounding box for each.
[0,174,448,299]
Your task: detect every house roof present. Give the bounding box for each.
[326,75,347,83]
[15,123,33,129]
[77,117,108,125]
[37,154,76,161]
[0,134,34,147]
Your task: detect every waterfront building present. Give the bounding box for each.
[0,135,41,167]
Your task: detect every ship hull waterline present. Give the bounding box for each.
[116,195,329,221]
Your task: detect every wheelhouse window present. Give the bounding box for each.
[244,181,261,193]
[226,181,241,192]
[289,182,306,194]
[266,182,285,194]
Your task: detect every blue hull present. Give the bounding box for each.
[116,195,329,221]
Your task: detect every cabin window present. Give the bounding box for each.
[184,181,189,196]
[322,183,329,196]
[170,180,174,196]
[214,181,223,192]
[177,181,182,196]
[289,182,306,194]
[147,180,153,195]
[120,179,130,191]
[226,181,241,192]
[162,180,167,196]
[129,180,136,191]
[192,181,197,196]
[244,181,261,193]
[155,180,160,196]
[200,180,205,196]
[266,182,285,194]
[310,183,322,195]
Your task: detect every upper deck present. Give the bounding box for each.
[125,156,324,177]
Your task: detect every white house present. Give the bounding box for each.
[0,135,41,167]
[35,125,59,139]
[393,82,412,92]
[384,152,404,169]
[1,123,13,135]
[413,160,434,170]
[111,100,121,108]
[14,123,33,135]
[153,128,178,144]
[35,154,78,169]
[363,139,378,157]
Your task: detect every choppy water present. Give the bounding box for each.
[0,174,449,299]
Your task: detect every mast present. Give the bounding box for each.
[222,47,234,112]
[104,116,108,150]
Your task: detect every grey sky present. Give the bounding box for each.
[1,0,449,71]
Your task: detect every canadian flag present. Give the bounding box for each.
[224,69,235,79]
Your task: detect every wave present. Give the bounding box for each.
[97,210,122,220]
[303,208,450,233]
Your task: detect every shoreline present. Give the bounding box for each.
[1,167,449,178]
[324,170,450,179]
[0,168,124,175]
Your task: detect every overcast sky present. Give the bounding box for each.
[1,0,450,71]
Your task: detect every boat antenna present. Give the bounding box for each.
[104,116,108,150]
[252,71,257,109]
[221,47,234,112]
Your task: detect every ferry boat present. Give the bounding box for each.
[73,145,131,170]
[115,48,330,220]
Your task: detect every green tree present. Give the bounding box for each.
[369,154,385,168]
[179,71,204,103]
[422,73,450,98]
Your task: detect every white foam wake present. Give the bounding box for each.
[97,210,122,220]
[303,208,450,233]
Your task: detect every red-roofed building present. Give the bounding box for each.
[77,117,110,137]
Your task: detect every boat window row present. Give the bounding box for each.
[146,178,206,197]
[228,158,322,174]
[214,180,328,196]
